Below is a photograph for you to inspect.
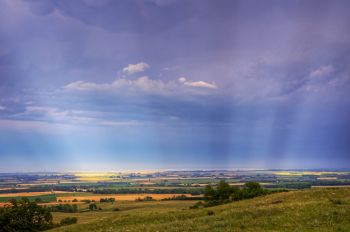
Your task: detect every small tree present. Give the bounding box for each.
[245,182,262,191]
[89,203,97,211]
[204,185,216,201]
[216,180,233,202]
[204,181,235,205]
[243,182,264,198]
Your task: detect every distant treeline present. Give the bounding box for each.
[161,195,205,201]
[47,204,78,213]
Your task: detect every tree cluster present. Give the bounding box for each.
[203,181,268,206]
[0,198,53,231]
[135,196,154,202]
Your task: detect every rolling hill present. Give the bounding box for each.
[49,187,350,232]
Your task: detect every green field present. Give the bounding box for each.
[48,187,350,232]
[0,194,57,203]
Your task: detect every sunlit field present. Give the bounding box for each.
[56,194,197,201]
[273,171,350,176]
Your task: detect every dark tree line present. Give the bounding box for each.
[47,204,78,213]
[100,198,115,203]
[161,195,204,201]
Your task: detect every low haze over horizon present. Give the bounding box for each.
[0,0,350,172]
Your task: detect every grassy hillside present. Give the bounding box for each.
[49,187,350,232]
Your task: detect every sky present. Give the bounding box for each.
[0,0,350,171]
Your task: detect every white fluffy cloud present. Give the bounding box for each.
[178,77,217,89]
[122,62,150,75]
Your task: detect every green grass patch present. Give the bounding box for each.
[0,194,57,203]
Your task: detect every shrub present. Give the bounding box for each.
[60,217,77,226]
[89,203,97,211]
[329,198,346,205]
[189,201,204,209]
[207,210,215,216]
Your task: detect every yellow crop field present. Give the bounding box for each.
[57,194,197,202]
[73,172,120,182]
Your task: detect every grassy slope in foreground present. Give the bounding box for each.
[49,187,350,232]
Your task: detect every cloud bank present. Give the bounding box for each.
[65,63,218,95]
